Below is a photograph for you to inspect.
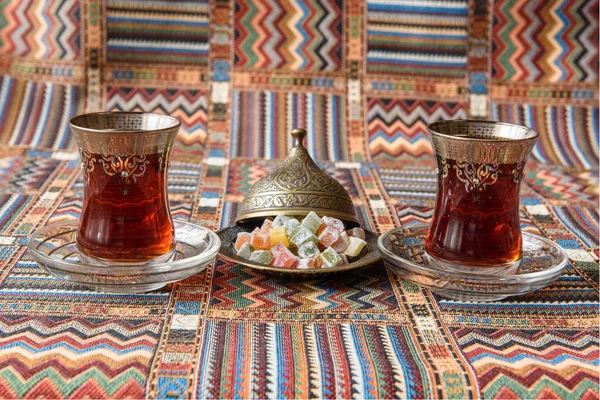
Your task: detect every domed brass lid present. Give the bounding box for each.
[236,128,358,224]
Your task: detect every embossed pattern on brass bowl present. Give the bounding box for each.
[236,128,358,224]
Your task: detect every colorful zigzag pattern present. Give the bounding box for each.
[492,0,599,82]
[453,328,599,399]
[106,87,208,156]
[211,260,398,311]
[0,0,80,60]
[234,0,343,71]
[367,98,467,163]
[526,166,599,204]
[0,314,162,398]
[0,157,61,191]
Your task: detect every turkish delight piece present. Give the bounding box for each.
[298,241,320,259]
[318,227,340,247]
[261,218,273,231]
[270,226,290,247]
[234,232,251,251]
[297,258,316,269]
[249,250,273,265]
[273,215,292,229]
[301,211,323,233]
[291,227,318,247]
[237,242,253,259]
[284,218,301,236]
[339,254,349,265]
[347,227,366,240]
[331,231,350,253]
[271,243,298,268]
[250,227,271,250]
[320,247,342,268]
[322,216,344,234]
[344,236,367,257]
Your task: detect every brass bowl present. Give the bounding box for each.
[219,128,380,276]
[236,128,358,225]
[217,224,381,277]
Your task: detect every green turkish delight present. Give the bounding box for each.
[301,211,323,233]
[298,241,320,259]
[319,247,342,268]
[249,250,273,265]
[291,227,318,247]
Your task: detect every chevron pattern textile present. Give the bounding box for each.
[0,0,598,398]
[0,0,80,61]
[234,0,343,71]
[492,0,599,83]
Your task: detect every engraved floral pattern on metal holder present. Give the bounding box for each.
[511,161,524,183]
[80,150,153,185]
[453,161,500,193]
[435,157,448,178]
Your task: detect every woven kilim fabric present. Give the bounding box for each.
[0,0,598,398]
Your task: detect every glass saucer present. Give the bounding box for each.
[28,220,220,293]
[378,224,568,302]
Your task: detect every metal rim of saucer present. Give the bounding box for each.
[377,224,569,301]
[217,224,382,276]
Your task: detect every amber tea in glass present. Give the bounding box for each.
[69,112,180,263]
[425,120,538,274]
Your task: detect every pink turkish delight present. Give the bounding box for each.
[331,231,350,253]
[271,243,298,268]
[261,218,273,231]
[322,216,345,233]
[346,227,365,240]
[318,226,340,247]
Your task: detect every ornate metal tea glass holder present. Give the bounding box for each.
[426,120,539,275]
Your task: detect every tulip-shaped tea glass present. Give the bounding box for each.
[69,112,180,263]
[426,120,538,274]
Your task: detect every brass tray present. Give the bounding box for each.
[217,224,381,276]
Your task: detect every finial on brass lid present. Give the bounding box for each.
[291,128,307,147]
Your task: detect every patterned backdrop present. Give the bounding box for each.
[0,0,598,398]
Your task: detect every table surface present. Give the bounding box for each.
[0,0,598,398]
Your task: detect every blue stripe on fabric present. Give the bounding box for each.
[386,326,417,398]
[470,352,600,366]
[367,30,467,40]
[367,4,467,15]
[351,325,376,397]
[108,45,208,54]
[331,96,339,160]
[370,131,429,143]
[296,2,310,70]
[107,17,208,27]
[247,92,254,157]
[0,342,154,354]
[367,56,466,67]
[234,323,246,397]
[197,321,213,397]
